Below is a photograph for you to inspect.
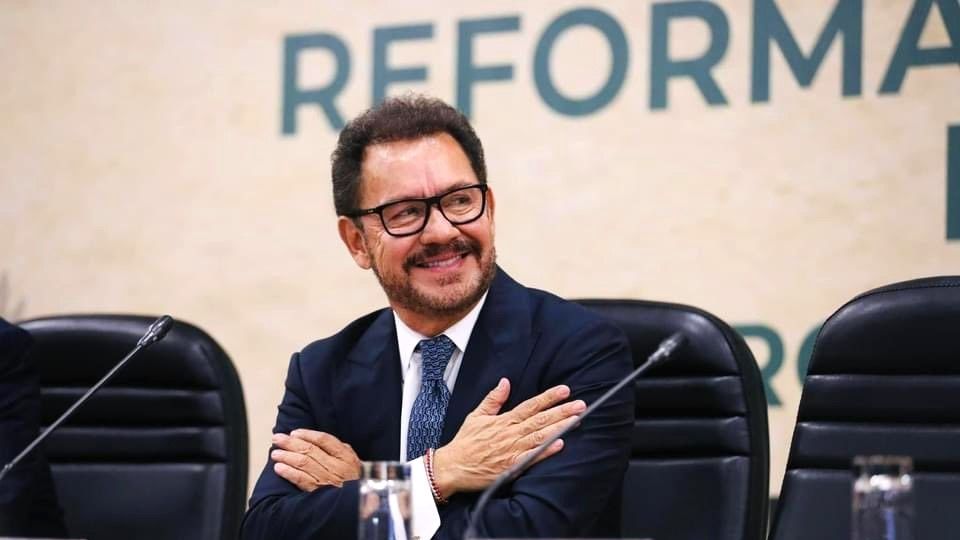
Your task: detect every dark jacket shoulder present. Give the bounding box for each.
[298,309,392,364]
[0,318,68,538]
[496,272,627,351]
[0,318,32,375]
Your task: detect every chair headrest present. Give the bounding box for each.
[576,299,748,376]
[811,276,960,375]
[20,314,229,388]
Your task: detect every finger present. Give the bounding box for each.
[518,400,584,437]
[291,429,358,462]
[518,415,580,450]
[273,434,345,477]
[288,431,361,480]
[271,448,327,478]
[273,461,323,492]
[300,446,357,482]
[273,447,350,489]
[514,438,565,470]
[272,432,318,454]
[507,385,570,421]
[471,378,510,416]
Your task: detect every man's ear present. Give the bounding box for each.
[485,185,496,238]
[485,184,495,219]
[338,216,372,269]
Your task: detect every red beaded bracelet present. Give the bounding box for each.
[424,448,448,504]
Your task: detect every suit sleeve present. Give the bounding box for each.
[0,319,68,538]
[241,352,360,540]
[434,318,634,538]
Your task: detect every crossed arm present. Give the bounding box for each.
[242,377,581,540]
[243,322,632,539]
[270,379,581,497]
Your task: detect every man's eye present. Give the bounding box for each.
[387,204,423,221]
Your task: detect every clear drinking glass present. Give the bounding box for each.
[358,461,411,540]
[852,455,914,540]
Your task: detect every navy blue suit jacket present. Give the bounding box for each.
[243,268,634,539]
[0,318,67,537]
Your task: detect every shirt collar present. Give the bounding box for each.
[394,291,489,366]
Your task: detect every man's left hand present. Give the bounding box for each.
[270,429,362,491]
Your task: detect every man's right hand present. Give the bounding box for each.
[431,378,585,500]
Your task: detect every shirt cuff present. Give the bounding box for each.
[410,456,440,540]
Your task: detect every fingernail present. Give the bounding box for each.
[554,439,564,449]
[498,378,508,390]
[568,400,586,413]
[271,450,280,460]
[272,433,284,442]
[555,385,570,397]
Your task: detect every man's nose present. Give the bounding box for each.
[419,204,459,244]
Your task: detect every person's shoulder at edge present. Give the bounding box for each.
[0,318,33,374]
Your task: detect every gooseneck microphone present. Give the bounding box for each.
[464,332,686,539]
[0,315,175,484]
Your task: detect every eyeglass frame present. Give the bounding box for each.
[344,183,489,238]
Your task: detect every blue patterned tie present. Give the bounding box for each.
[406,334,456,461]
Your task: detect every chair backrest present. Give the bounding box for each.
[576,299,769,540]
[20,314,248,540]
[769,276,960,540]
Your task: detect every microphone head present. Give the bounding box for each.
[660,332,686,356]
[137,315,174,347]
[651,332,685,366]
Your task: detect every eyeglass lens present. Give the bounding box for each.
[381,186,484,235]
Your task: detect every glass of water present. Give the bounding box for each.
[852,455,914,540]
[358,461,411,540]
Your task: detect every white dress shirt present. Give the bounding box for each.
[393,292,488,540]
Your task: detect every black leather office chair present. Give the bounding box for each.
[20,315,248,540]
[576,299,769,540]
[769,276,960,540]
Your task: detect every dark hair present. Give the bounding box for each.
[331,95,487,216]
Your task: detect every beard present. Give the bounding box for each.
[369,237,497,318]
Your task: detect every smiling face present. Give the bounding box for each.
[338,133,497,334]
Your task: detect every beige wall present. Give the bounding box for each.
[2,0,958,498]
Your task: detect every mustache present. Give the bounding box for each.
[404,238,480,271]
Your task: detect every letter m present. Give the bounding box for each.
[752,0,862,102]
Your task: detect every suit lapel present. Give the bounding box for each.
[440,268,538,445]
[340,310,403,460]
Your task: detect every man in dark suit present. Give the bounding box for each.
[243,95,634,539]
[0,318,67,537]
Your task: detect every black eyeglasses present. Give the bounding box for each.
[346,184,489,237]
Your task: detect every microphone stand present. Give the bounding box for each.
[0,315,174,484]
[463,332,686,539]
